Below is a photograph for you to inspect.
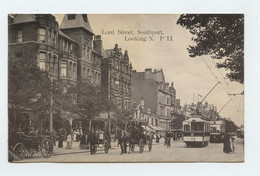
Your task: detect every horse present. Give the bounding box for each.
[116,127,131,154]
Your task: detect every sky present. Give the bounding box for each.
[54,14,244,126]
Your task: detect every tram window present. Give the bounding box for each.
[184,125,190,131]
[191,122,204,131]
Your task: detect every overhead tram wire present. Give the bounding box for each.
[182,29,240,112]
[211,57,241,110]
[202,55,240,112]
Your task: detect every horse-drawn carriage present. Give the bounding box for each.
[9,132,54,160]
[118,121,153,154]
[79,119,110,154]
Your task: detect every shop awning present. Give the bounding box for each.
[141,125,155,132]
[148,125,165,131]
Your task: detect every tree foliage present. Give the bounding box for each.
[9,57,51,111]
[177,14,244,84]
[61,82,108,133]
[8,56,63,129]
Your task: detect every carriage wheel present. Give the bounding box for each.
[139,139,144,153]
[13,143,27,160]
[25,148,34,158]
[104,140,109,153]
[148,140,152,152]
[40,137,53,158]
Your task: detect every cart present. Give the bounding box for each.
[10,132,54,160]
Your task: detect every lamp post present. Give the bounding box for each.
[108,62,119,146]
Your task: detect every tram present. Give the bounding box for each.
[209,120,226,143]
[183,116,210,147]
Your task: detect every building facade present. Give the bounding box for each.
[132,68,176,131]
[8,14,103,132]
[101,44,133,110]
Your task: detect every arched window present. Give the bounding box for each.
[87,68,90,78]
[83,67,86,78]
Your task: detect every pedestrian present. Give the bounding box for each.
[156,133,160,143]
[88,129,97,155]
[73,130,77,142]
[58,132,64,148]
[223,132,232,153]
[52,129,57,146]
[79,133,87,149]
[66,132,72,149]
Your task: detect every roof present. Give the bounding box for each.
[12,14,36,24]
[60,14,94,35]
[184,117,208,123]
[58,30,78,44]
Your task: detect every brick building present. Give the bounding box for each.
[132,68,176,131]
[8,14,103,132]
[101,44,133,110]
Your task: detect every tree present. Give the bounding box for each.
[8,56,54,129]
[61,82,107,134]
[177,14,244,84]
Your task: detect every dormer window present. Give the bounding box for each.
[68,14,76,20]
[82,14,88,22]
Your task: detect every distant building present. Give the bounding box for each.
[101,44,133,110]
[182,102,218,120]
[132,68,176,131]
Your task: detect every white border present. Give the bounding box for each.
[1,0,260,176]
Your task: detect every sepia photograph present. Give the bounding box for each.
[8,13,244,163]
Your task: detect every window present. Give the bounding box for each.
[68,14,76,20]
[39,52,46,70]
[73,63,77,79]
[69,62,72,78]
[184,125,191,131]
[87,68,90,77]
[83,67,86,78]
[48,29,52,45]
[62,39,65,51]
[37,28,46,43]
[39,61,45,70]
[53,55,58,75]
[95,72,98,83]
[82,14,88,22]
[17,30,23,43]
[92,71,94,83]
[61,61,67,77]
[53,32,57,47]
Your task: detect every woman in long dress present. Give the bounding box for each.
[223,133,232,153]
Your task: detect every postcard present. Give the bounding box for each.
[8,14,244,163]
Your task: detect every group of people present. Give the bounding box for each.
[79,129,106,155]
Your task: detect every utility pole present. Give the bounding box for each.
[107,62,112,147]
[49,76,53,133]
